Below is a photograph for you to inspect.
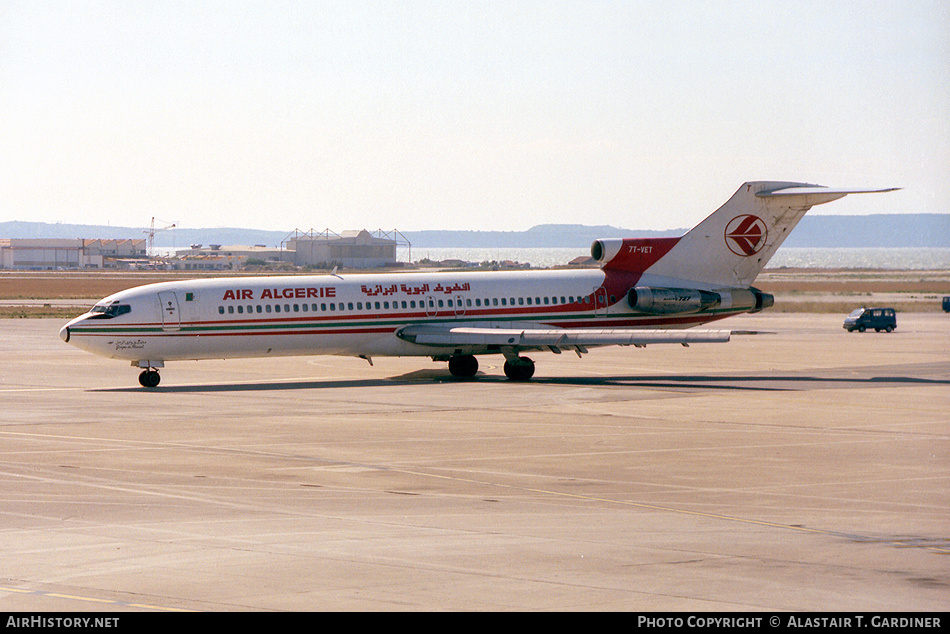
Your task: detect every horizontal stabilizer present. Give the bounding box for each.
[757,185,901,206]
[759,186,900,196]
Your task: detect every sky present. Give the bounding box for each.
[1,1,948,233]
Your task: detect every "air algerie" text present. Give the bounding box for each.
[222,287,336,301]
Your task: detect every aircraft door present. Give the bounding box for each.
[158,291,181,331]
[454,295,466,317]
[425,296,438,317]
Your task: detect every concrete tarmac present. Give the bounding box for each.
[1,313,948,612]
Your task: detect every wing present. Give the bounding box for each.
[396,323,730,354]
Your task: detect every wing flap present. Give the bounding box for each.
[396,324,731,348]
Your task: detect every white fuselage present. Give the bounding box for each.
[60,268,738,364]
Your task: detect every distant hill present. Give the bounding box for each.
[408,215,949,248]
[402,224,682,248]
[779,214,949,248]
[1,214,946,250]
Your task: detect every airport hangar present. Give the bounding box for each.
[0,229,404,271]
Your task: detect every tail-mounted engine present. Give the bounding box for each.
[590,237,680,272]
[627,286,774,315]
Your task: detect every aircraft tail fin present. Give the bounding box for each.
[593,182,898,287]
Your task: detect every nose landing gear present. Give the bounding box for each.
[138,369,161,388]
[133,360,164,388]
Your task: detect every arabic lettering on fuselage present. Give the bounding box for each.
[360,282,471,297]
[220,282,473,301]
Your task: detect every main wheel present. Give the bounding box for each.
[138,370,161,388]
[503,357,535,381]
[448,355,479,378]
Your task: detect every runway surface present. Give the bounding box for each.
[1,313,947,611]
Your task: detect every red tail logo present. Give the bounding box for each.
[724,215,768,257]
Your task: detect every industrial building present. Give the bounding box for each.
[283,229,404,268]
[169,245,285,271]
[1,229,406,270]
[0,238,147,269]
[169,229,405,270]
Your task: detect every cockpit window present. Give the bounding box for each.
[89,302,132,319]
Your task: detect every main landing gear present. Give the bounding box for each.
[138,369,161,388]
[445,354,536,381]
[447,354,479,378]
[503,356,535,381]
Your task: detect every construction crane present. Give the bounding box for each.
[144,217,176,257]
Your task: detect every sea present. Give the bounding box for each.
[408,247,950,270]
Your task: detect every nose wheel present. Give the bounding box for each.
[138,369,161,388]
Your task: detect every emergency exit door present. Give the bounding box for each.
[158,291,180,331]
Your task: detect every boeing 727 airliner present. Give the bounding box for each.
[60,181,896,387]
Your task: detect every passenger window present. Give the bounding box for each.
[218,306,224,314]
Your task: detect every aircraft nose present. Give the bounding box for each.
[59,324,70,343]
